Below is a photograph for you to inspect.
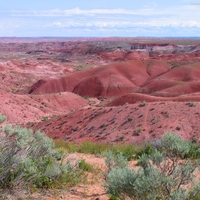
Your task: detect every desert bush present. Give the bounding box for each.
[0,113,6,123]
[104,151,128,171]
[134,143,153,159]
[184,142,200,159]
[0,125,84,190]
[105,132,200,200]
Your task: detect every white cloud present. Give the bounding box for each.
[9,4,200,18]
[10,5,200,28]
[50,19,200,29]
[3,4,200,37]
[11,8,129,17]
[10,7,164,17]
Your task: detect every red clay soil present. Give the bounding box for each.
[28,101,200,144]
[0,59,74,77]
[99,49,149,61]
[138,63,200,96]
[27,60,149,96]
[29,57,200,99]
[1,38,200,145]
[106,92,200,106]
[154,52,200,61]
[27,59,172,97]
[152,81,200,97]
[154,63,200,81]
[0,89,88,124]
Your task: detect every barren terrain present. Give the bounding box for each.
[1,37,200,199]
[1,37,200,142]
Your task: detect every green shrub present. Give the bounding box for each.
[78,159,93,172]
[110,144,139,161]
[185,101,194,107]
[151,132,191,158]
[54,140,78,152]
[105,132,200,200]
[0,125,83,190]
[104,151,128,171]
[0,113,6,123]
[184,142,200,159]
[134,143,153,159]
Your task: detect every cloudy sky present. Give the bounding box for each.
[1,0,200,37]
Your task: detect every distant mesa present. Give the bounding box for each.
[131,43,197,55]
[131,43,172,50]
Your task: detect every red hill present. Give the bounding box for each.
[27,60,150,97]
[27,59,172,97]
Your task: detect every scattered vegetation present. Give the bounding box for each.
[0,113,6,123]
[161,111,169,118]
[176,126,181,131]
[186,101,195,107]
[55,140,158,161]
[170,62,180,69]
[104,132,200,200]
[42,116,48,122]
[78,159,93,172]
[121,117,133,126]
[75,64,84,71]
[2,122,200,199]
[75,63,92,71]
[51,135,200,162]
[83,95,89,100]
[138,101,146,107]
[151,118,156,124]
[133,127,143,136]
[0,125,84,192]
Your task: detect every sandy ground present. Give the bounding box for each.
[2,153,109,200]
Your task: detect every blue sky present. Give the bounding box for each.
[0,0,200,37]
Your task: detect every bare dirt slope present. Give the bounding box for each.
[27,60,152,97]
[1,37,200,143]
[0,89,88,124]
[28,101,200,144]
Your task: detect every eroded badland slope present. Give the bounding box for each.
[1,37,200,143]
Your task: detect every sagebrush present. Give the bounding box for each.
[105,132,200,200]
[0,125,84,190]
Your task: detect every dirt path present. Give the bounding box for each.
[62,153,109,200]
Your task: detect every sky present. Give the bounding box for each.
[0,0,200,37]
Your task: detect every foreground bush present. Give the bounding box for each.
[0,125,83,190]
[105,132,200,200]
